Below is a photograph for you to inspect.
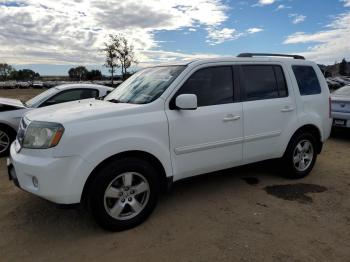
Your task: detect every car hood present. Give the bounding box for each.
[25,99,142,124]
[0,97,26,108]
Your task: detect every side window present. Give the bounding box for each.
[174,66,234,107]
[240,65,279,101]
[274,66,288,97]
[292,66,321,95]
[41,89,99,106]
[81,89,99,99]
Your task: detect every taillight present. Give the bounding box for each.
[329,96,332,118]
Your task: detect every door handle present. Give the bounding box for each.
[223,115,241,122]
[281,106,294,112]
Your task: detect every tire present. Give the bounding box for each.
[88,157,160,231]
[282,132,318,179]
[0,126,16,157]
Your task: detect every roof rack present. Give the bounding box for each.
[237,53,305,60]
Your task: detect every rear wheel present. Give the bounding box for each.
[88,157,160,231]
[282,132,317,178]
[0,126,16,157]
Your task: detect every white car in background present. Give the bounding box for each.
[0,84,113,156]
[331,85,350,128]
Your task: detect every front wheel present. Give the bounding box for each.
[88,158,160,231]
[282,132,317,179]
[0,126,16,157]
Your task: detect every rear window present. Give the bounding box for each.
[292,66,321,95]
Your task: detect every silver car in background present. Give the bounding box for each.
[331,85,350,128]
[0,84,113,156]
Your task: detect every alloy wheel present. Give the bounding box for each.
[293,140,314,172]
[103,172,150,221]
[0,130,10,154]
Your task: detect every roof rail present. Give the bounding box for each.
[237,53,305,60]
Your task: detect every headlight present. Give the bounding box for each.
[22,121,64,149]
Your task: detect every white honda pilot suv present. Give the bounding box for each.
[8,53,332,231]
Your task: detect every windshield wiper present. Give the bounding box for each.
[20,100,28,107]
[106,99,126,104]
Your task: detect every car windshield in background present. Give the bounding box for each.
[333,86,350,96]
[25,87,58,108]
[105,66,185,104]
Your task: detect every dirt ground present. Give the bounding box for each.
[0,89,350,262]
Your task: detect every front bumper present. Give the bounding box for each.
[7,158,20,188]
[8,141,89,204]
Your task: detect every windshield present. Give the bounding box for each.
[104,65,185,104]
[334,86,350,96]
[26,87,58,107]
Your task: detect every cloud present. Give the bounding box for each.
[139,49,223,65]
[341,0,350,7]
[205,26,263,45]
[206,27,242,45]
[0,0,230,65]
[275,4,291,11]
[284,12,350,64]
[246,27,263,34]
[289,13,306,24]
[253,0,276,7]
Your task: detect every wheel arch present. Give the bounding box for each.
[286,124,323,155]
[81,150,170,205]
[0,122,17,135]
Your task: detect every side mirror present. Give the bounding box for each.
[175,94,197,110]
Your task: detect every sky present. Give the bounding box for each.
[0,0,350,75]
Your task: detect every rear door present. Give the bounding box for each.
[239,64,298,163]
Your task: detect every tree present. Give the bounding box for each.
[103,34,138,83]
[0,63,15,81]
[13,69,40,82]
[86,69,102,80]
[68,68,76,80]
[339,58,348,76]
[114,35,138,79]
[68,66,88,81]
[103,35,119,86]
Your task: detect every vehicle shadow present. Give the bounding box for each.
[330,128,350,142]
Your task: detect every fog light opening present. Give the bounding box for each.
[32,176,39,188]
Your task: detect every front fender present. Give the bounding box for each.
[79,135,172,178]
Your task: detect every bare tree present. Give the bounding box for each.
[115,35,138,79]
[103,35,119,86]
[0,63,15,81]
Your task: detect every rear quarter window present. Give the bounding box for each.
[292,66,321,96]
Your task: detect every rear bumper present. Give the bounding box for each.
[331,111,350,128]
[331,111,350,120]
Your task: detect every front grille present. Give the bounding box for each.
[17,117,30,146]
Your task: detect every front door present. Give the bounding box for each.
[165,65,243,180]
